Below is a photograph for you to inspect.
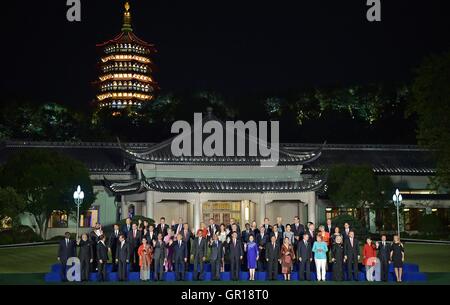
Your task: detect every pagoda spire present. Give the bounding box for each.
[121,1,133,32]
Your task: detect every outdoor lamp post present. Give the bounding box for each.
[392,188,402,237]
[73,185,84,240]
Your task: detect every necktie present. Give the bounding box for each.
[305,241,307,246]
[350,238,353,247]
[216,241,218,247]
[133,230,136,238]
[273,242,275,249]
[66,239,68,247]
[199,238,201,245]
[179,240,181,247]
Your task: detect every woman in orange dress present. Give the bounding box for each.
[138,238,153,281]
[318,225,330,247]
[280,237,295,281]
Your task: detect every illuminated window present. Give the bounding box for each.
[48,210,68,228]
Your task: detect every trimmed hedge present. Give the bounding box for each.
[0,225,43,245]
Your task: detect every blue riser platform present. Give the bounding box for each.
[45,270,427,283]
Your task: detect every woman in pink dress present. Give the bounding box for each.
[164,228,175,271]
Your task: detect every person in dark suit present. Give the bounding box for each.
[291,216,305,245]
[266,234,280,280]
[90,223,103,271]
[181,223,193,272]
[172,217,184,237]
[344,231,360,281]
[241,223,253,243]
[325,219,334,234]
[156,217,169,237]
[57,232,76,281]
[77,233,93,282]
[270,224,282,246]
[191,230,208,280]
[96,234,108,282]
[342,222,351,240]
[227,218,241,234]
[108,224,120,272]
[153,233,166,281]
[207,218,220,240]
[263,218,272,235]
[146,224,157,243]
[115,234,129,281]
[228,232,243,281]
[297,233,313,281]
[127,223,141,272]
[121,218,132,239]
[306,223,315,246]
[173,233,187,281]
[209,233,223,280]
[256,226,268,271]
[376,234,391,282]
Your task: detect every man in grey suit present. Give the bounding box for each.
[297,233,313,281]
[115,234,129,281]
[209,233,223,280]
[191,230,208,281]
[173,233,188,281]
[153,233,166,281]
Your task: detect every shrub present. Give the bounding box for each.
[418,214,447,236]
[0,225,43,245]
[331,214,367,240]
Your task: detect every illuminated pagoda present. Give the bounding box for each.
[95,1,157,112]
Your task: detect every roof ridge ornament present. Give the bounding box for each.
[122,1,133,32]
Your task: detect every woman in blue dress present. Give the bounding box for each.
[245,234,259,281]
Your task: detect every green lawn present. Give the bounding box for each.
[0,243,449,284]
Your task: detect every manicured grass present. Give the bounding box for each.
[0,243,449,284]
[404,243,450,272]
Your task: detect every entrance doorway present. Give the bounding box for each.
[202,201,241,225]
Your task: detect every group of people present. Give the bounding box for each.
[57,216,405,282]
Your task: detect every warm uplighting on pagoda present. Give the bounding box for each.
[95,1,158,111]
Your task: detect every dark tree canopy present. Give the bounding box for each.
[0,149,95,239]
[409,51,450,190]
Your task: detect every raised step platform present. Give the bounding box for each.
[45,262,427,283]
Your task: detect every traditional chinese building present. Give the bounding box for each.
[95,1,157,112]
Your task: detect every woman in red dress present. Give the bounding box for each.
[363,237,377,281]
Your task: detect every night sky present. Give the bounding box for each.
[0,0,448,111]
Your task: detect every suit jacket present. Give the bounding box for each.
[344,237,360,258]
[172,223,184,236]
[377,241,391,261]
[173,240,188,261]
[156,224,169,236]
[192,237,208,258]
[270,231,283,245]
[291,223,305,238]
[116,241,130,262]
[228,239,243,259]
[97,241,109,261]
[153,240,166,260]
[58,239,76,261]
[265,241,280,261]
[275,224,285,234]
[78,240,93,261]
[241,229,253,243]
[209,240,223,261]
[108,231,120,250]
[263,224,272,234]
[122,224,132,238]
[227,223,241,234]
[297,240,312,260]
[127,229,142,249]
[342,228,351,240]
[306,229,315,245]
[324,225,334,234]
[207,224,220,237]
